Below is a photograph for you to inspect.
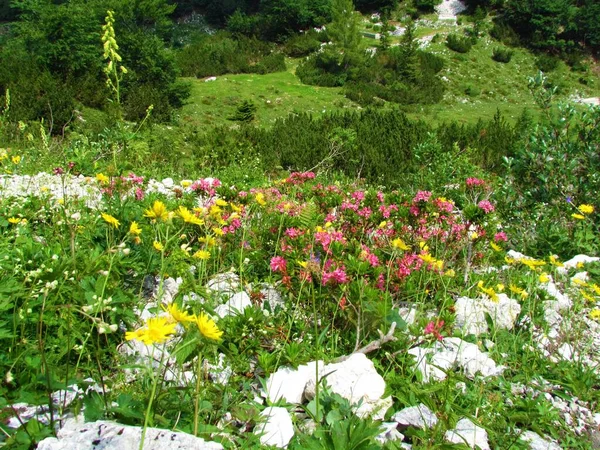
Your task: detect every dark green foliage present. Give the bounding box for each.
[0,0,187,128]
[489,20,521,47]
[229,99,257,122]
[535,54,560,72]
[492,47,514,63]
[176,33,285,78]
[283,31,324,57]
[415,0,442,13]
[446,33,473,53]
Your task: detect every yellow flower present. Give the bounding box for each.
[163,303,195,324]
[539,273,550,283]
[11,155,21,164]
[177,206,204,226]
[469,232,479,240]
[8,217,21,224]
[478,280,498,302]
[230,203,242,213]
[521,258,546,270]
[444,269,456,277]
[129,221,142,235]
[589,309,600,321]
[572,213,585,220]
[101,212,120,229]
[144,200,170,222]
[496,283,505,292]
[378,221,387,229]
[549,255,563,267]
[255,192,266,206]
[180,180,192,188]
[579,204,594,214]
[212,227,225,237]
[581,291,595,302]
[209,205,222,217]
[199,236,217,247]
[215,199,228,207]
[509,284,529,300]
[490,242,502,252]
[153,241,164,252]
[96,173,109,184]
[126,317,177,345]
[195,312,223,341]
[193,250,210,260]
[391,238,410,251]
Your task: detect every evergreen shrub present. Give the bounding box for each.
[492,47,514,63]
[446,34,473,53]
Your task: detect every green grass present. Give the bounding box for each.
[177,22,600,129]
[178,61,361,129]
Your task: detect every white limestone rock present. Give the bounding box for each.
[398,306,417,326]
[37,418,224,450]
[520,430,561,450]
[409,337,505,382]
[376,422,404,445]
[392,404,438,429]
[255,407,294,448]
[206,272,241,297]
[304,353,390,419]
[557,255,600,274]
[214,291,252,318]
[454,297,488,336]
[265,361,324,404]
[444,418,490,450]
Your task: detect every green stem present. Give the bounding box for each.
[140,345,165,450]
[193,351,204,436]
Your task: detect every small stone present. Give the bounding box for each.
[520,430,561,450]
[392,404,438,429]
[376,422,404,445]
[256,407,294,448]
[214,292,252,318]
[444,418,490,450]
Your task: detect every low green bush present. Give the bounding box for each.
[535,54,560,72]
[446,34,473,53]
[492,47,514,63]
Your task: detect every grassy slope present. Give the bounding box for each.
[178,17,600,129]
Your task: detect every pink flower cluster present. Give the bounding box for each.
[466,177,486,188]
[286,172,315,185]
[270,256,287,273]
[322,267,348,285]
[424,321,444,341]
[413,191,432,203]
[478,200,495,213]
[191,178,221,197]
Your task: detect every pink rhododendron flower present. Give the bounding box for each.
[494,232,508,242]
[413,191,432,203]
[478,200,495,213]
[424,320,444,341]
[322,267,348,285]
[466,178,485,187]
[270,256,287,273]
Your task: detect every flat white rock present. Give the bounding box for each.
[265,361,323,404]
[557,255,600,274]
[444,418,490,450]
[214,291,252,318]
[304,353,390,419]
[37,418,224,450]
[409,338,505,382]
[376,422,404,445]
[256,407,294,448]
[520,430,561,450]
[392,404,438,429]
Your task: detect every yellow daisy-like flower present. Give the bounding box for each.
[199,236,217,247]
[163,303,195,324]
[195,312,223,341]
[129,221,142,235]
[96,173,109,184]
[212,227,225,237]
[144,200,170,222]
[11,155,21,164]
[539,273,550,283]
[193,250,210,260]
[444,269,456,277]
[391,238,410,251]
[215,199,228,207]
[180,180,192,188]
[589,309,600,321]
[477,280,498,302]
[255,192,266,206]
[8,217,21,224]
[572,213,585,220]
[579,204,594,214]
[177,206,204,226]
[153,241,164,252]
[490,242,502,252]
[101,212,120,229]
[126,317,177,345]
[549,255,563,267]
